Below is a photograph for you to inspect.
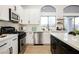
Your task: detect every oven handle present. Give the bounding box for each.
[0,43,7,47]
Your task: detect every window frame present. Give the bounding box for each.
[40,16,56,30]
[64,16,79,31]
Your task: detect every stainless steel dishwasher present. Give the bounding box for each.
[33,32,43,45]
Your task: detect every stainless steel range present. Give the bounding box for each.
[0,26,26,53]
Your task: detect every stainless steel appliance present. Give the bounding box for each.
[1,26,26,53]
[9,8,20,23]
[33,32,43,45]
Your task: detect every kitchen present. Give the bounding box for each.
[0,5,79,54]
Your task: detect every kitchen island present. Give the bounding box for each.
[51,32,79,54]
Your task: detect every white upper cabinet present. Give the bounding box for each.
[29,10,40,24]
[16,6,27,24]
[16,6,22,18]
[0,5,27,24]
[0,6,9,21]
[25,8,40,24]
[0,5,15,21]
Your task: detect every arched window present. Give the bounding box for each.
[64,5,79,32]
[40,5,56,31]
[41,5,56,12]
[64,5,79,13]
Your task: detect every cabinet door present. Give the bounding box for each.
[0,48,10,54]
[58,40,79,54]
[12,38,18,54]
[0,39,11,54]
[0,6,9,21]
[16,6,27,24]
[54,44,68,54]
[51,35,54,53]
[26,32,34,44]
[51,35,57,53]
[42,32,50,44]
[16,6,22,23]
[51,35,68,54]
[0,5,15,21]
[28,9,40,24]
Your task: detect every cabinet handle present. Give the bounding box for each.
[9,47,13,54]
[0,43,7,47]
[12,38,17,41]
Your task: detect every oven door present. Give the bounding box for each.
[20,37,26,53]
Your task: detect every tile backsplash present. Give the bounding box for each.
[0,21,19,31]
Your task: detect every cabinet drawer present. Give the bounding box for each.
[0,40,11,50]
[0,47,10,54]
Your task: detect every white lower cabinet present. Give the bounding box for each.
[0,34,18,54]
[0,39,11,54]
[0,6,11,21]
[0,48,10,54]
[42,32,50,44]
[26,32,34,44]
[11,36,18,54]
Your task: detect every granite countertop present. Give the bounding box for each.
[51,33,79,51]
[0,34,18,42]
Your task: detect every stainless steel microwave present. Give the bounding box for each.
[9,8,20,23]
